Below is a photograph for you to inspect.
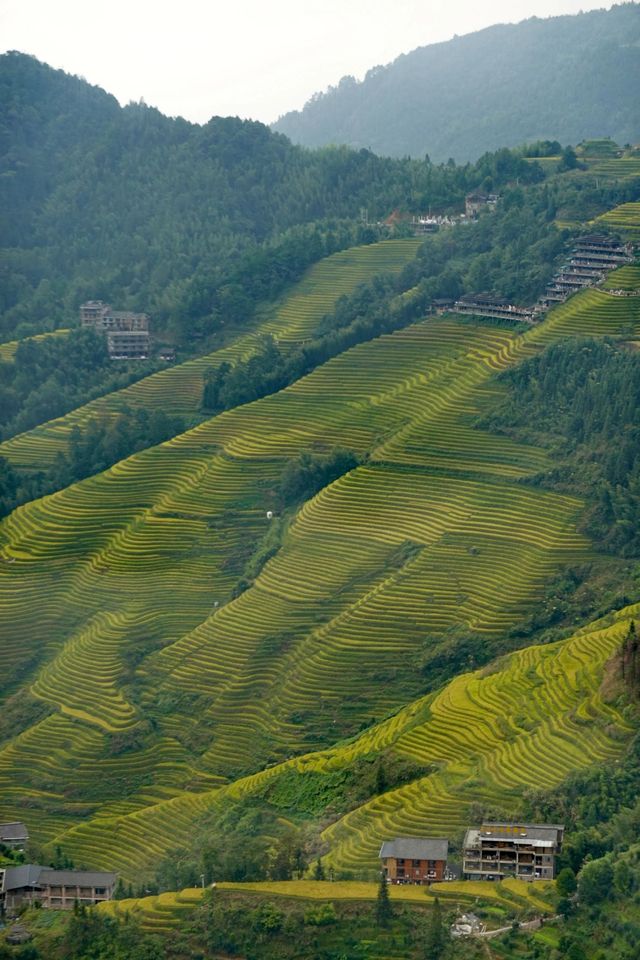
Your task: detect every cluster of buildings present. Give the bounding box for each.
[451,293,537,324]
[0,821,116,914]
[540,234,634,308]
[80,300,151,359]
[380,821,564,885]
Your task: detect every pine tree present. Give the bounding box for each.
[424,896,446,959]
[375,872,393,928]
[313,857,326,881]
[375,762,387,794]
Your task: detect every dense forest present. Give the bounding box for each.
[486,338,640,556]
[1,50,555,347]
[274,3,640,161]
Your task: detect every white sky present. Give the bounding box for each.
[0,0,617,124]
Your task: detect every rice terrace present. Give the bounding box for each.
[2,25,640,958]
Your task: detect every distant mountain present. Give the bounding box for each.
[273,4,640,161]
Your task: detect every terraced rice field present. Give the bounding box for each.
[0,328,70,362]
[321,605,635,873]
[596,202,640,241]
[98,878,554,934]
[0,239,421,469]
[528,285,640,343]
[587,157,640,181]
[57,603,635,881]
[0,228,638,879]
[603,265,640,291]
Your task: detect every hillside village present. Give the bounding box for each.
[1,816,564,918]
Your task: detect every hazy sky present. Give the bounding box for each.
[1,0,617,124]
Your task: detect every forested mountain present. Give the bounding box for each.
[273,3,640,161]
[1,51,549,346]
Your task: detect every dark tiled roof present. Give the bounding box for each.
[0,821,29,841]
[2,864,43,891]
[481,822,564,841]
[578,234,621,245]
[458,293,509,306]
[39,868,117,887]
[380,837,449,861]
[2,864,117,891]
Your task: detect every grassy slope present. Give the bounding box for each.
[0,240,421,467]
[0,217,638,878]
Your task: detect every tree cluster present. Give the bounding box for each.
[491,338,640,556]
[0,406,184,520]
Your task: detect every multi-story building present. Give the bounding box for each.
[80,301,150,357]
[540,234,634,308]
[79,300,111,327]
[452,293,536,324]
[380,837,449,884]
[0,865,117,912]
[106,329,150,359]
[462,822,564,881]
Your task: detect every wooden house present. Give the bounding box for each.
[0,864,117,912]
[379,837,449,884]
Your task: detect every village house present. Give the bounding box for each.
[0,822,29,851]
[0,864,117,913]
[380,837,449,884]
[465,193,500,218]
[462,822,564,881]
[80,300,151,359]
[452,293,536,324]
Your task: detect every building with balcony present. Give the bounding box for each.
[380,837,449,884]
[452,293,536,324]
[106,329,150,359]
[80,301,150,358]
[462,822,564,881]
[0,865,117,912]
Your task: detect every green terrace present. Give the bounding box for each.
[0,228,638,877]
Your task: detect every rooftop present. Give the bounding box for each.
[2,864,117,890]
[2,865,43,891]
[457,293,510,306]
[483,821,564,835]
[39,868,118,887]
[380,837,449,861]
[0,822,29,841]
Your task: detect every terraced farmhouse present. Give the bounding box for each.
[0,218,639,884]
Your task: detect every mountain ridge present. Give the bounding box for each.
[273,4,640,161]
